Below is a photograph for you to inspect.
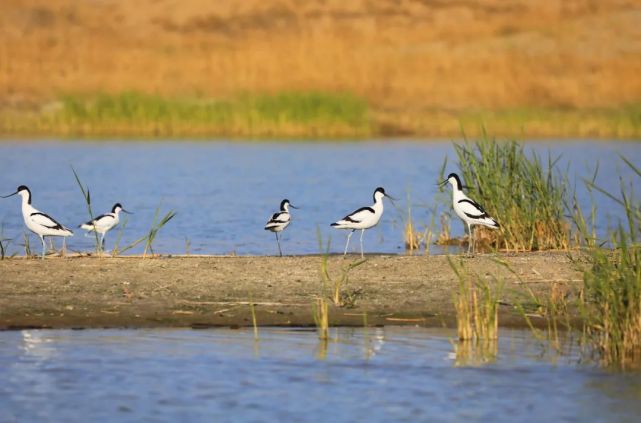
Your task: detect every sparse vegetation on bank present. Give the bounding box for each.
[1,0,640,140]
[577,159,641,370]
[1,93,640,139]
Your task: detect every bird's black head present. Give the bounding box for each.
[17,185,31,203]
[373,187,396,201]
[442,173,462,190]
[280,199,290,210]
[2,185,31,203]
[112,203,123,212]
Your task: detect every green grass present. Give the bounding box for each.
[71,167,102,254]
[317,227,367,307]
[577,158,641,370]
[449,257,502,342]
[0,224,12,259]
[457,104,641,139]
[41,91,372,138]
[2,91,639,139]
[440,136,575,252]
[449,257,502,366]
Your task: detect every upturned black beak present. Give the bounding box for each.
[385,193,397,202]
[122,209,133,215]
[438,180,448,187]
[289,204,300,209]
[1,191,18,198]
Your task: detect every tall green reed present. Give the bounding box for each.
[0,223,11,259]
[110,214,129,256]
[449,257,502,342]
[106,202,176,257]
[443,136,572,251]
[23,232,32,258]
[317,227,366,306]
[449,257,502,365]
[142,203,177,258]
[71,167,102,254]
[577,157,641,370]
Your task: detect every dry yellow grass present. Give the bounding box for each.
[0,0,640,137]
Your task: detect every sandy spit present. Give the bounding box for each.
[0,253,584,330]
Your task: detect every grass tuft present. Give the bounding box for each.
[71,167,102,254]
[440,136,573,252]
[578,158,641,370]
[449,257,502,366]
[317,227,366,307]
[142,203,177,258]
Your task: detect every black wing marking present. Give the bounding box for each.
[458,199,490,219]
[87,213,109,225]
[342,206,375,223]
[268,211,288,224]
[464,211,488,219]
[458,198,486,214]
[30,212,65,230]
[80,213,116,228]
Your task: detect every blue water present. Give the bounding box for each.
[0,140,639,255]
[0,327,640,422]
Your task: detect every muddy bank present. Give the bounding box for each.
[0,253,584,330]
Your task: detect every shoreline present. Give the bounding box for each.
[0,253,584,330]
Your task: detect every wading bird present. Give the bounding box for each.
[331,187,395,258]
[440,173,499,255]
[1,185,74,259]
[264,199,298,256]
[79,203,132,251]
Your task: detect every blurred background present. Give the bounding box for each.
[1,0,640,256]
[1,0,640,138]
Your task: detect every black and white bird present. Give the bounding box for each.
[1,185,73,259]
[264,199,298,256]
[331,187,395,257]
[80,203,132,251]
[440,173,499,255]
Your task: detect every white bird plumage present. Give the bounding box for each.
[441,173,499,255]
[1,185,73,259]
[264,199,297,256]
[331,187,395,257]
[80,203,131,251]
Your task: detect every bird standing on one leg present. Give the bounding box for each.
[80,203,132,253]
[264,199,298,256]
[1,185,74,259]
[440,173,499,255]
[331,187,395,258]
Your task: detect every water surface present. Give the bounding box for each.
[1,327,640,422]
[0,140,639,255]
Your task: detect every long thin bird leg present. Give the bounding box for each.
[100,233,105,253]
[360,229,365,258]
[275,232,282,257]
[344,230,355,256]
[470,224,476,256]
[467,222,472,256]
[61,237,66,257]
[40,236,46,260]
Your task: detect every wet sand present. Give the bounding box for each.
[0,253,584,330]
